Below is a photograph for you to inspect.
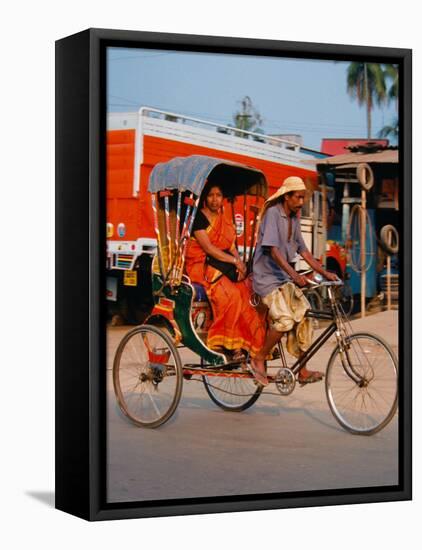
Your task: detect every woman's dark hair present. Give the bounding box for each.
[203,181,224,197]
[201,181,224,206]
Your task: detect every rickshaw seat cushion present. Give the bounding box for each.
[192,283,208,302]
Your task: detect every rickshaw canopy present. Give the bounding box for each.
[148,155,268,199]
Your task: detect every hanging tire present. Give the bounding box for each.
[113,324,183,428]
[356,163,374,191]
[379,224,399,255]
[325,332,398,435]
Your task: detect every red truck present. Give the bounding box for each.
[106,107,343,322]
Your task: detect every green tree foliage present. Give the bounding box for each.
[379,64,399,143]
[383,64,399,108]
[379,117,398,143]
[230,96,263,137]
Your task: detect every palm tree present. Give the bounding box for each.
[347,63,387,139]
[383,63,399,110]
[378,117,398,141]
[379,64,399,143]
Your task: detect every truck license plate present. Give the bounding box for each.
[123,270,137,286]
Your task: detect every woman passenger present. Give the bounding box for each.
[185,182,265,364]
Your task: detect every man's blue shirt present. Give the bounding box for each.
[253,203,307,297]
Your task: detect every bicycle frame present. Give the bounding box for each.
[174,281,364,387]
[288,318,337,376]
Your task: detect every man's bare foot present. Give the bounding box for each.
[250,357,269,386]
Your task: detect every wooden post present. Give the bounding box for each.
[386,227,392,310]
[321,181,327,268]
[387,255,391,310]
[360,189,366,318]
[312,190,320,264]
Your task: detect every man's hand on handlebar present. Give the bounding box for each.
[292,273,309,287]
[322,271,339,282]
[293,270,339,287]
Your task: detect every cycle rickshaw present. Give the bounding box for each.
[113,155,398,435]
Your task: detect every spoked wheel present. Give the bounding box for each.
[113,324,183,428]
[325,332,398,435]
[202,367,263,412]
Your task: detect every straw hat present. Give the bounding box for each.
[266,176,306,203]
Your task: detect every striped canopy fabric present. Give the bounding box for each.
[148,155,267,198]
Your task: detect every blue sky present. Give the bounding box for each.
[107,48,397,151]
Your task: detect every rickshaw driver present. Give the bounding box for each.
[251,176,337,386]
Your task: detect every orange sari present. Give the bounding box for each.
[185,209,265,356]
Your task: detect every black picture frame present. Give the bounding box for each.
[55,28,412,521]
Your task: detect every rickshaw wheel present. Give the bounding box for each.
[113,324,183,428]
[202,370,263,412]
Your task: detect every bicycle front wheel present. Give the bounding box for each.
[325,332,398,435]
[113,325,183,428]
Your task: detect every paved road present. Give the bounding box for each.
[106,311,399,503]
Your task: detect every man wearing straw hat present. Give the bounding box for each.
[251,176,337,386]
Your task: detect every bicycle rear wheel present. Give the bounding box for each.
[325,332,398,435]
[203,370,262,412]
[113,324,183,428]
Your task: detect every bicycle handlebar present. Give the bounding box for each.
[304,276,344,288]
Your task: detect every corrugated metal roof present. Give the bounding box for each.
[316,149,398,166]
[320,138,389,156]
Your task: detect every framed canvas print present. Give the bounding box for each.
[55,28,412,521]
